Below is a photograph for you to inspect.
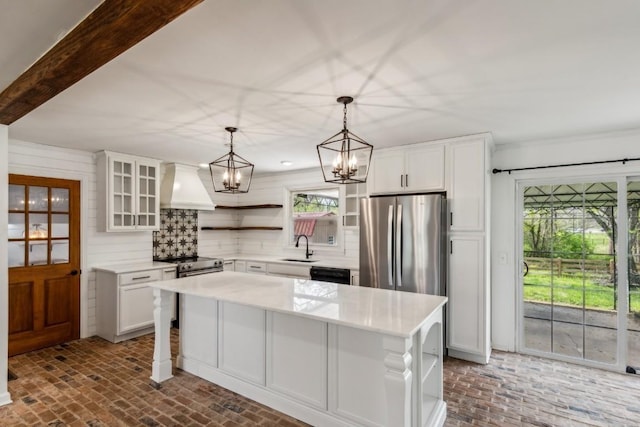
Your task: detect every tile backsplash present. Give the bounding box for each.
[153,209,198,259]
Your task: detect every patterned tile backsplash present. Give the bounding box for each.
[153,209,198,259]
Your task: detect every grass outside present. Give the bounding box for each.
[524,270,640,312]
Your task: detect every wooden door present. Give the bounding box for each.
[8,174,81,356]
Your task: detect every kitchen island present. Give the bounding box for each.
[149,271,447,427]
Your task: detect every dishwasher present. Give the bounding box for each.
[309,266,351,285]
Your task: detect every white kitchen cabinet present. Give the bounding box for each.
[219,302,266,385]
[234,260,246,272]
[119,283,155,334]
[162,267,176,280]
[223,260,235,271]
[350,271,359,286]
[96,150,160,232]
[245,261,267,274]
[266,312,327,409]
[447,234,490,363]
[267,262,310,279]
[369,143,445,195]
[96,264,176,343]
[447,138,487,232]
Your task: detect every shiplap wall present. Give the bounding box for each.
[8,140,155,338]
[198,168,360,266]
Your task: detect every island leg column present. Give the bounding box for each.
[383,336,413,426]
[151,288,174,384]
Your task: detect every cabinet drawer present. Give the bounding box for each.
[246,262,267,274]
[119,269,162,285]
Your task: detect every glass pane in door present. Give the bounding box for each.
[523,182,618,365]
[52,214,69,238]
[9,184,25,211]
[627,181,640,371]
[51,188,69,211]
[29,186,49,211]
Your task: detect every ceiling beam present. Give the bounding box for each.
[0,0,204,125]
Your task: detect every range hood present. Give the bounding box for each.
[160,163,216,210]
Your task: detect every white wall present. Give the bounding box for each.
[491,129,640,351]
[8,140,155,338]
[198,168,360,266]
[0,125,11,406]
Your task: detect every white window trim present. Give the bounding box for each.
[283,183,344,253]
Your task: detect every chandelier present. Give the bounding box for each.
[209,127,254,193]
[317,96,373,184]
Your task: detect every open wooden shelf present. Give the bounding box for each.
[201,226,283,231]
[215,204,283,210]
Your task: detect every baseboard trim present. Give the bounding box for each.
[0,391,12,407]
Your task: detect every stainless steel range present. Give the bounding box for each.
[166,256,224,278]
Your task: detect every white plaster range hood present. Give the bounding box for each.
[160,163,215,210]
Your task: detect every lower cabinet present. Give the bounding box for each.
[267,312,327,409]
[96,265,176,343]
[266,263,310,279]
[351,271,359,286]
[447,234,490,363]
[219,302,266,384]
[234,260,246,272]
[245,261,267,274]
[176,296,445,427]
[119,284,155,334]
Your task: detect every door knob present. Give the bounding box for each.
[70,270,79,276]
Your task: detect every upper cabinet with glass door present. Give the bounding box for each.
[96,151,160,232]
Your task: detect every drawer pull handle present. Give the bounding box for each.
[132,275,151,280]
[163,269,175,273]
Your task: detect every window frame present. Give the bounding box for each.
[283,183,344,252]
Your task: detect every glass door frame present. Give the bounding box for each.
[515,174,630,373]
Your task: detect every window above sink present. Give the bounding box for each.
[285,186,342,249]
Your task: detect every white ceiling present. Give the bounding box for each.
[4,0,640,174]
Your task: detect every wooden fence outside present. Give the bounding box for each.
[524,256,615,278]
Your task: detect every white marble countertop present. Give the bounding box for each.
[93,261,175,274]
[224,254,358,270]
[149,271,446,338]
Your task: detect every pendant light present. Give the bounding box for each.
[209,127,254,193]
[317,96,373,184]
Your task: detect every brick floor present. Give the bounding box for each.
[444,352,640,426]
[1,332,639,426]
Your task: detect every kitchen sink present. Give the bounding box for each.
[280,258,317,263]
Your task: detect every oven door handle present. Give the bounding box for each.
[179,270,219,277]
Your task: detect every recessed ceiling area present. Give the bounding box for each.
[4,0,640,173]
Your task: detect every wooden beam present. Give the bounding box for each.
[0,0,204,125]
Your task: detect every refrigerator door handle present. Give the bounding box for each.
[396,203,403,287]
[387,205,394,286]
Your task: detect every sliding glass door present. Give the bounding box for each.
[521,181,625,367]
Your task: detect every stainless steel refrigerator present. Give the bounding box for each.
[359,194,446,295]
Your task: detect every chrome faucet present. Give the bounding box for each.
[295,235,313,259]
